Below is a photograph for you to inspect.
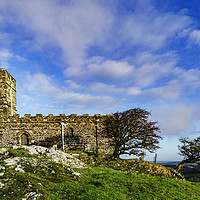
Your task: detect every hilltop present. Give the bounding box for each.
[0,146,200,199]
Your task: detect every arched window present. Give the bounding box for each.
[69,128,73,138]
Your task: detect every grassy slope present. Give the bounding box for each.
[2,166,200,200]
[74,151,184,179]
[47,167,200,200]
[1,148,200,199]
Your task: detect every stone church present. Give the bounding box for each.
[0,69,114,154]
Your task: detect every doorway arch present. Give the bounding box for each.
[21,133,29,145]
[17,131,31,145]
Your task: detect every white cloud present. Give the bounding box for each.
[25,73,56,94]
[65,58,135,82]
[0,0,193,80]
[0,0,199,119]
[152,103,197,136]
[0,49,25,67]
[120,6,192,51]
[127,87,142,95]
[0,0,113,68]
[62,2,192,79]
[147,80,182,100]
[88,60,134,80]
[24,73,121,111]
[188,30,200,45]
[131,52,177,87]
[66,50,200,102]
[89,81,142,97]
[65,80,83,91]
[146,67,200,100]
[0,49,13,60]
[89,82,125,95]
[66,51,177,87]
[179,69,200,90]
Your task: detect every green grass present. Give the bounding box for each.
[1,147,41,159]
[0,160,76,200]
[45,167,200,200]
[74,151,183,179]
[1,165,200,200]
[1,148,200,199]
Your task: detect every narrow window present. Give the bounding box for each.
[69,128,73,138]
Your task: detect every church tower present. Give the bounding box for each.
[0,69,17,116]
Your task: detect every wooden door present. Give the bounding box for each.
[21,133,29,145]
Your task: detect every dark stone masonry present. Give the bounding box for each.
[0,69,115,154]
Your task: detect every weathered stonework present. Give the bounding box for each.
[0,69,17,116]
[0,69,115,154]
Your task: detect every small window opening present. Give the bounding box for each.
[69,128,73,138]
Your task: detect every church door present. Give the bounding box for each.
[21,133,29,145]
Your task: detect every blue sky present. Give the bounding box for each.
[1,0,200,161]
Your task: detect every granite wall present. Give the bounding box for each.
[0,114,115,154]
[0,69,115,154]
[0,69,17,116]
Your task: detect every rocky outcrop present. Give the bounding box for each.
[0,145,89,199]
[12,145,88,168]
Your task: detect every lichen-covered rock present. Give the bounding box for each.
[22,192,41,200]
[12,145,88,168]
[0,145,89,199]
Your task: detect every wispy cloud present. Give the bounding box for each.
[152,102,198,136]
[146,67,200,100]
[0,49,13,61]
[24,73,122,112]
[0,0,193,74]
[121,7,192,51]
[89,82,142,96]
[0,0,114,67]
[0,49,25,68]
[188,30,200,45]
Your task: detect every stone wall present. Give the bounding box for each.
[0,69,115,154]
[0,69,17,116]
[0,114,115,154]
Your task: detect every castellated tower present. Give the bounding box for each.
[0,69,17,116]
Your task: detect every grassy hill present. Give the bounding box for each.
[0,146,200,200]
